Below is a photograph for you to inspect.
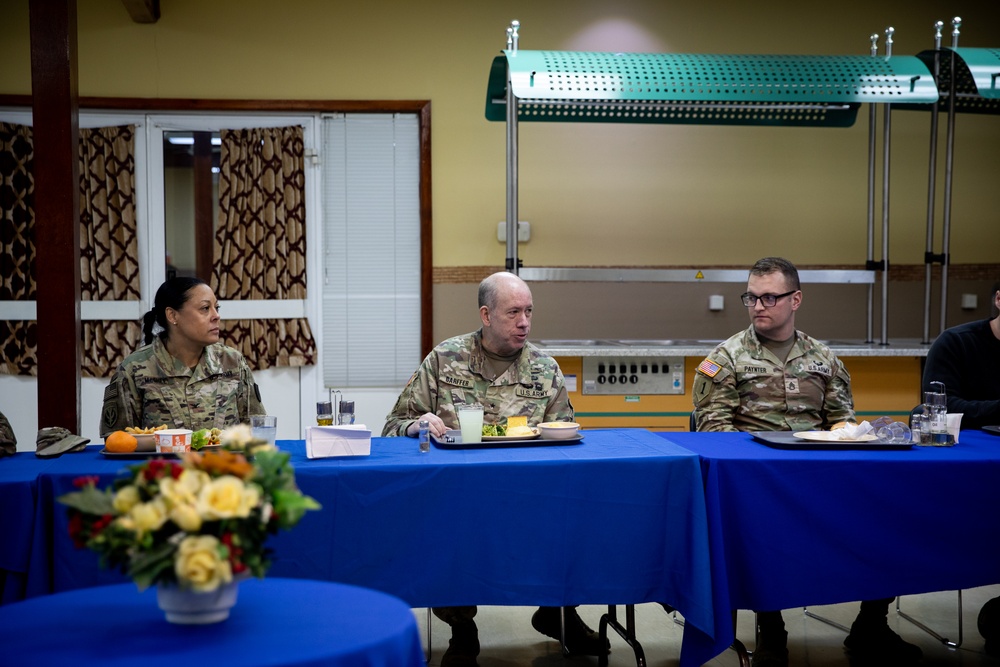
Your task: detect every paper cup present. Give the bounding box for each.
[155,429,192,454]
[946,413,963,444]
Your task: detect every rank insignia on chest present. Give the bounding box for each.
[697,359,721,377]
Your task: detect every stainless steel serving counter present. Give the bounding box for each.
[535,339,929,431]
[535,339,931,358]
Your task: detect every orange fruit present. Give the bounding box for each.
[106,430,138,453]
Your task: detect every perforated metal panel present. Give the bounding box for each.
[486,50,939,127]
[903,47,1000,115]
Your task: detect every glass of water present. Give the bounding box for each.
[250,415,277,444]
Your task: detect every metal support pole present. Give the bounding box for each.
[939,17,961,334]
[879,27,895,345]
[505,20,520,275]
[865,33,879,344]
[922,22,944,345]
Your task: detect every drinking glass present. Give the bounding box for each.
[458,405,484,444]
[250,415,277,444]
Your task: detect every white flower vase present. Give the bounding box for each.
[156,579,241,624]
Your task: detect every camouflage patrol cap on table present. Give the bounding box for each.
[35,427,90,458]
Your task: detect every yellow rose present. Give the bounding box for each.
[169,503,202,532]
[112,485,140,514]
[174,535,233,592]
[129,497,169,533]
[197,476,261,520]
[159,468,210,508]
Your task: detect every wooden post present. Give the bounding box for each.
[29,0,82,433]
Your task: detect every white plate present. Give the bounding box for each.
[482,428,540,442]
[793,431,878,443]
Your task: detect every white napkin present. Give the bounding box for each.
[829,421,874,440]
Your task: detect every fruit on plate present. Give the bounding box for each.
[105,430,138,453]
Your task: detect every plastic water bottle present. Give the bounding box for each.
[418,420,430,453]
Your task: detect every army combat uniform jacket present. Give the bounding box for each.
[692,325,854,432]
[100,338,265,437]
[381,330,574,437]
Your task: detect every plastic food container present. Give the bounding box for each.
[537,422,581,440]
[155,429,193,454]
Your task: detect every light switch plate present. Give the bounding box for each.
[497,221,531,242]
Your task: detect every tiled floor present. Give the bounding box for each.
[414,585,1000,666]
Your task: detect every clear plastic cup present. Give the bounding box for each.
[458,405,484,444]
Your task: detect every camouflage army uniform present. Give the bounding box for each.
[0,409,15,456]
[692,324,854,432]
[100,337,265,437]
[382,329,573,436]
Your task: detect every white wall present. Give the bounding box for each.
[1,371,402,453]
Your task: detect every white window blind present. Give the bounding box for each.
[321,113,421,387]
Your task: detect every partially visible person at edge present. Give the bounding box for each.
[382,271,607,667]
[922,281,1000,657]
[100,277,265,437]
[692,257,923,667]
[921,281,1000,429]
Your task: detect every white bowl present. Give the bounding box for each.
[538,422,581,440]
[134,434,156,452]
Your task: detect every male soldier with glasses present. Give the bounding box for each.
[692,257,922,667]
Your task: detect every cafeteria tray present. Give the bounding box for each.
[983,426,1000,437]
[432,429,583,449]
[750,431,913,450]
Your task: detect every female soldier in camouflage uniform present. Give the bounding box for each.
[99,277,264,437]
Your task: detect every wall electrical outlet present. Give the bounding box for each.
[709,295,725,311]
[961,294,977,310]
[497,221,531,243]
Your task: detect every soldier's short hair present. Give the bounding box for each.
[750,257,801,291]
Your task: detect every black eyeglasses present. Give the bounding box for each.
[740,290,798,308]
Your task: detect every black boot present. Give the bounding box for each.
[441,619,480,667]
[752,611,788,667]
[844,599,922,665]
[531,606,610,656]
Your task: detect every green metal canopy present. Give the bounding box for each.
[901,47,1000,114]
[485,49,940,127]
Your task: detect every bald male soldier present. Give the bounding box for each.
[692,257,922,667]
[383,271,606,667]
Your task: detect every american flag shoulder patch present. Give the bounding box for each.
[697,358,721,377]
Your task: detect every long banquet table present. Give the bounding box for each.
[0,428,721,667]
[658,428,1000,659]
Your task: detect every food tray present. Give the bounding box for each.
[100,445,221,458]
[750,431,913,450]
[432,429,583,449]
[983,425,1000,437]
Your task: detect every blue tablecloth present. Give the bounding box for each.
[0,578,425,666]
[0,428,720,667]
[659,429,1000,659]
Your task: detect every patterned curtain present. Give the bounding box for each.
[212,126,316,369]
[78,125,143,376]
[0,122,36,375]
[0,123,141,376]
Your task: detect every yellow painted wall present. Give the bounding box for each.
[2,0,999,269]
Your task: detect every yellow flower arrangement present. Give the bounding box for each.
[58,426,320,592]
